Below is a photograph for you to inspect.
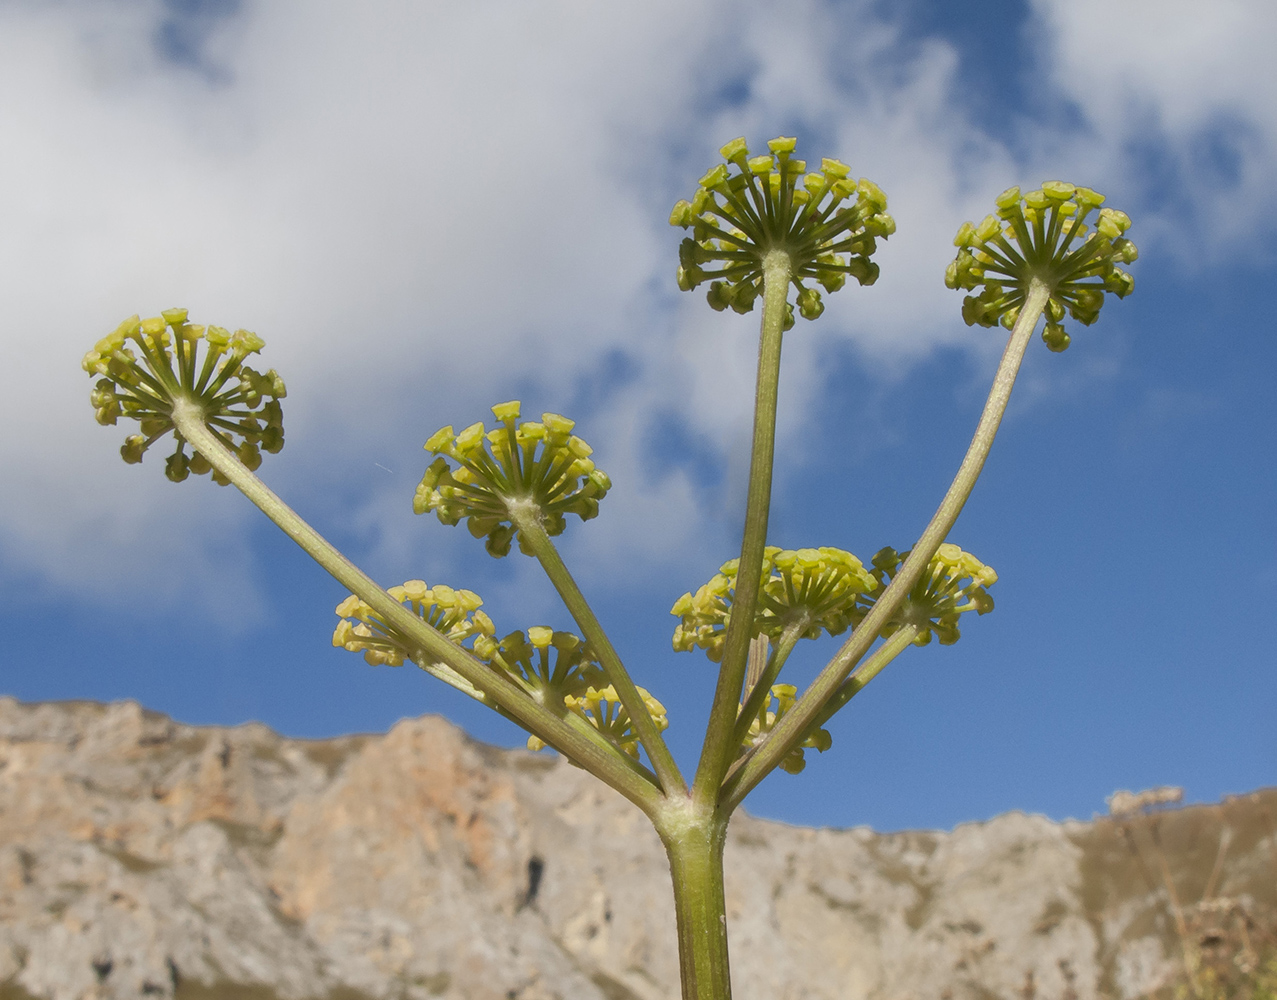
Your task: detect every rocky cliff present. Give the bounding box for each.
[0,698,1272,1000]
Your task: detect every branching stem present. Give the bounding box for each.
[722,278,1052,806]
[168,398,665,817]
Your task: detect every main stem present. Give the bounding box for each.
[659,807,733,1000]
[723,279,1053,805]
[693,250,791,806]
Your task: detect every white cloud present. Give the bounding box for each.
[1031,0,1277,246]
[3,0,1272,619]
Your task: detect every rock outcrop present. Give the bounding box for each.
[0,697,1272,1000]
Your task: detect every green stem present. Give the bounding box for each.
[722,625,918,810]
[693,249,791,807]
[813,626,919,727]
[513,510,686,796]
[168,398,664,817]
[658,807,733,1000]
[722,278,1051,807]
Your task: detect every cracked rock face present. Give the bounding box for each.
[0,697,1272,1000]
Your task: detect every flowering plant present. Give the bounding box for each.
[83,136,1135,999]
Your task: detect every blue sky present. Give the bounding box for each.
[1,0,1273,832]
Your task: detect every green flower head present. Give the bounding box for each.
[868,543,997,646]
[671,137,894,326]
[741,683,832,775]
[83,309,285,483]
[332,580,494,667]
[671,545,877,661]
[947,183,1138,352]
[564,684,669,759]
[413,401,611,557]
[475,627,605,716]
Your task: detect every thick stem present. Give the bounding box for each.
[513,511,686,795]
[168,399,664,817]
[723,279,1052,807]
[661,809,733,1000]
[694,250,791,806]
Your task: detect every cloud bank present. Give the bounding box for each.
[2,0,1273,619]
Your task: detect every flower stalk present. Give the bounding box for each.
[693,248,791,806]
[723,278,1050,804]
[511,510,686,793]
[167,398,665,817]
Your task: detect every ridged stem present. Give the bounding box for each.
[722,278,1052,808]
[513,511,686,795]
[693,249,791,807]
[659,806,733,1000]
[168,398,664,817]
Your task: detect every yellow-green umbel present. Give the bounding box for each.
[83,309,285,483]
[947,182,1138,352]
[672,544,878,777]
[414,400,611,557]
[332,580,494,666]
[671,545,876,662]
[670,136,894,325]
[867,544,998,646]
[477,627,605,725]
[565,684,669,760]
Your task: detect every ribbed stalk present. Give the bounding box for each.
[661,810,733,1000]
[168,398,665,817]
[694,249,791,807]
[723,278,1052,806]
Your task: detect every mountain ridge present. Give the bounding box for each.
[1,696,1272,1000]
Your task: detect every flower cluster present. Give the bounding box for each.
[740,683,832,775]
[946,183,1138,352]
[413,401,611,557]
[564,685,669,759]
[475,627,605,716]
[868,543,997,646]
[670,137,894,325]
[83,309,285,483]
[332,581,494,667]
[671,546,877,661]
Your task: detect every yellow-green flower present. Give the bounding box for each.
[671,137,894,326]
[741,683,832,775]
[414,401,611,557]
[946,183,1138,351]
[868,543,997,646]
[671,546,876,661]
[332,580,493,667]
[565,684,669,759]
[476,627,604,714]
[83,309,285,483]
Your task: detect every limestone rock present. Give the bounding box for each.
[0,697,1272,1000]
